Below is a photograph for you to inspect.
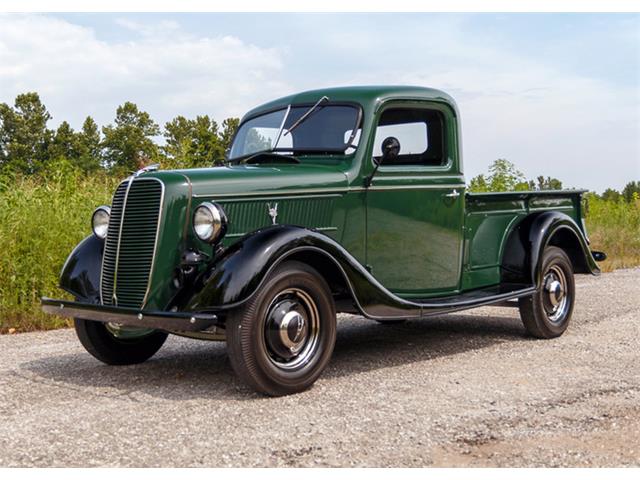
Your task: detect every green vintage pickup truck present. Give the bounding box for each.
[42,86,605,395]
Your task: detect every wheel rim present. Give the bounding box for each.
[263,287,321,370]
[542,264,570,324]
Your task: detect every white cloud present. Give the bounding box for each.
[324,16,640,191]
[0,13,637,191]
[0,14,291,130]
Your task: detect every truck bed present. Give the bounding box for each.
[462,190,586,291]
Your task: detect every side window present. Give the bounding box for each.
[373,108,446,166]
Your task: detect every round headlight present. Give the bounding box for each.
[92,206,111,240]
[193,202,227,243]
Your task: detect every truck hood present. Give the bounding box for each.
[146,163,349,198]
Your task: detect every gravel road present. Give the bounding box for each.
[0,269,638,467]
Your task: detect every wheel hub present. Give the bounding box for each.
[545,278,565,307]
[279,310,308,353]
[542,265,569,323]
[265,297,310,361]
[263,288,321,370]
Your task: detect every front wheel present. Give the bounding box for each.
[74,318,168,365]
[226,261,337,396]
[518,246,575,339]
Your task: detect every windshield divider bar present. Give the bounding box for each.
[272,104,291,151]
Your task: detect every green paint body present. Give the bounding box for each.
[116,86,588,309]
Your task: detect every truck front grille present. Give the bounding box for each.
[100,178,163,308]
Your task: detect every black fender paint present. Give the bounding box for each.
[528,211,600,282]
[59,234,103,303]
[501,211,600,286]
[184,225,538,320]
[59,216,600,321]
[184,225,423,319]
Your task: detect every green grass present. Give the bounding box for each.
[584,194,640,272]
[0,164,118,333]
[0,169,638,332]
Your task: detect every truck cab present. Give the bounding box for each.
[42,86,605,396]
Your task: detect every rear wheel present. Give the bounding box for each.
[226,261,337,396]
[518,246,575,339]
[74,318,168,365]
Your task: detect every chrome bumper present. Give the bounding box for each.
[41,297,218,332]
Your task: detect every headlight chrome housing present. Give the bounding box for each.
[193,202,227,244]
[92,206,111,240]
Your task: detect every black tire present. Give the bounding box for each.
[518,246,575,339]
[74,318,168,365]
[226,260,337,396]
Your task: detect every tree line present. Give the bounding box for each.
[469,158,639,202]
[0,92,239,175]
[1,91,638,201]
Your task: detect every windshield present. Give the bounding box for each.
[229,104,360,160]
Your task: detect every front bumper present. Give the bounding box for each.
[41,297,219,332]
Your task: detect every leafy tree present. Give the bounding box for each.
[75,116,102,172]
[163,115,240,168]
[0,92,53,174]
[469,159,567,193]
[488,159,527,191]
[163,115,227,168]
[49,121,77,161]
[101,102,160,171]
[220,117,239,153]
[191,116,225,165]
[622,181,640,203]
[48,117,102,173]
[468,173,489,192]
[163,115,192,165]
[535,175,563,191]
[468,159,528,192]
[601,188,621,202]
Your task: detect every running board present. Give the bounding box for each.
[416,283,536,317]
[357,283,537,321]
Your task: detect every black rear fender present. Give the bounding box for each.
[501,211,600,286]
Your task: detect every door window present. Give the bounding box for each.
[373,108,446,166]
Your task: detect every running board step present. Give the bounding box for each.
[415,283,536,317]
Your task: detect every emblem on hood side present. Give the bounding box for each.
[267,203,278,225]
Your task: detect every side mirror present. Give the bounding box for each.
[379,136,400,165]
[366,136,401,188]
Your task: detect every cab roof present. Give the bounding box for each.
[242,85,459,120]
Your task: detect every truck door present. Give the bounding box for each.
[365,104,465,296]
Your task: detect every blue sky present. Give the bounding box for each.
[1,13,638,191]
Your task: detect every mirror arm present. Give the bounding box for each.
[364,161,381,188]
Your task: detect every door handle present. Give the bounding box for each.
[444,189,460,198]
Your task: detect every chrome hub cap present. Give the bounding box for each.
[264,288,320,370]
[543,265,569,323]
[279,310,308,354]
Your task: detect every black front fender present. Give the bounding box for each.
[59,235,103,303]
[184,225,423,320]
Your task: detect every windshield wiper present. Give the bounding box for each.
[283,96,329,137]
